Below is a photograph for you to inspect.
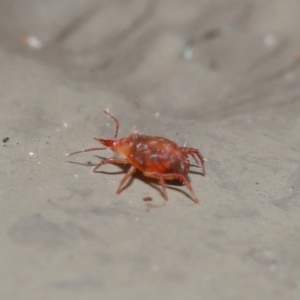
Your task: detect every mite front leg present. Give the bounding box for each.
[93,158,128,172]
[116,166,136,194]
[68,147,106,156]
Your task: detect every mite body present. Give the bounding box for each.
[69,111,205,204]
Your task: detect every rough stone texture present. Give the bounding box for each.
[1,0,300,299]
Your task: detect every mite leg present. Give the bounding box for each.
[162,173,200,204]
[93,158,128,172]
[190,153,200,165]
[144,172,200,203]
[68,147,106,156]
[116,166,136,194]
[103,110,120,139]
[143,172,169,201]
[181,147,206,176]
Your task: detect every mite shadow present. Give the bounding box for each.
[68,156,204,203]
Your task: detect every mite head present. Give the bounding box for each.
[68,110,127,157]
[94,138,116,151]
[93,110,120,151]
[94,110,132,156]
[94,137,131,157]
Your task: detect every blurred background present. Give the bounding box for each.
[1,1,300,300]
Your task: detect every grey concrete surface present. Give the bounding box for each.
[1,1,300,299]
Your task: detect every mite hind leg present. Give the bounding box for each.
[181,147,206,176]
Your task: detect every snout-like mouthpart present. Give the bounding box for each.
[94,138,115,149]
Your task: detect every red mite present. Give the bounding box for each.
[68,111,206,204]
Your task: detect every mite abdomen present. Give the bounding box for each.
[128,135,189,174]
